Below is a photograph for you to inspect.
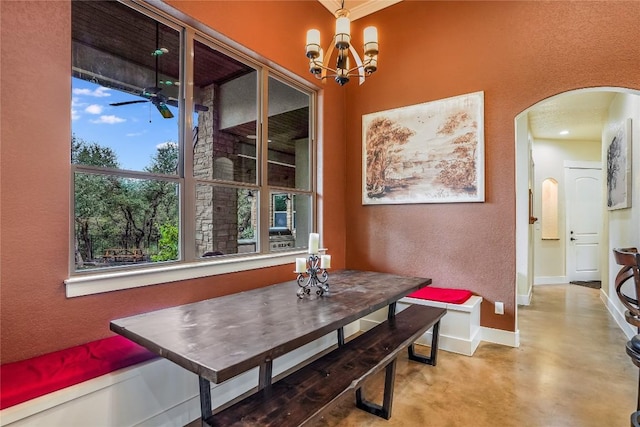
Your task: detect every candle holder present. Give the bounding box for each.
[296,255,330,298]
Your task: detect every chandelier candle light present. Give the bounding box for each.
[294,233,331,298]
[305,1,378,86]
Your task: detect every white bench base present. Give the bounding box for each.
[397,295,483,356]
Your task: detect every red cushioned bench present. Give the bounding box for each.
[399,286,482,356]
[0,335,157,410]
[407,286,474,305]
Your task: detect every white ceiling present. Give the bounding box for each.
[527,91,616,141]
[317,1,617,142]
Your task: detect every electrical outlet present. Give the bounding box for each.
[495,301,504,315]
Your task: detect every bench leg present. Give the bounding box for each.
[355,359,397,420]
[258,358,273,394]
[199,376,212,420]
[337,327,345,347]
[408,319,440,366]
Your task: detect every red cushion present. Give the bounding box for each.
[0,336,157,410]
[407,287,473,304]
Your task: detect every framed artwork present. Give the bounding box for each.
[607,118,632,210]
[362,91,484,205]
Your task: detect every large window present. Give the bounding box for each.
[70,1,315,276]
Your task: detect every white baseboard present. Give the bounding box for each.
[481,326,520,348]
[534,276,568,285]
[517,287,532,306]
[412,327,482,357]
[601,288,635,340]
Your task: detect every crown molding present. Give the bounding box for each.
[317,0,402,21]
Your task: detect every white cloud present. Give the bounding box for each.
[71,97,84,108]
[156,141,178,150]
[126,131,145,137]
[71,109,80,121]
[73,87,111,98]
[91,115,126,124]
[85,104,103,115]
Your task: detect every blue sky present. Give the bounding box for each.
[71,78,179,171]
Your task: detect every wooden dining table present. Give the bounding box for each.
[110,269,432,422]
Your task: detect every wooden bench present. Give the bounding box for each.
[102,248,145,263]
[205,304,446,426]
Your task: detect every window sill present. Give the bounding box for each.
[65,251,308,298]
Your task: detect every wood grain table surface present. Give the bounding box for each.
[110,270,432,384]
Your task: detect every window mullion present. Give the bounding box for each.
[258,69,270,254]
[182,27,196,262]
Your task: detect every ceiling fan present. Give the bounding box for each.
[109,23,208,119]
[110,85,176,118]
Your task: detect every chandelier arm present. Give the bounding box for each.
[320,42,337,81]
[348,45,366,85]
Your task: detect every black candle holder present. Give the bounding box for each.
[296,254,330,298]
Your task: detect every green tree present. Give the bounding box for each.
[72,135,120,264]
[72,136,180,267]
[151,222,179,262]
[237,189,254,239]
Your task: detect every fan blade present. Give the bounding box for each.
[155,103,174,119]
[110,100,149,107]
[163,98,209,112]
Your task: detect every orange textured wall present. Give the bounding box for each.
[344,1,640,331]
[2,0,639,364]
[0,0,344,363]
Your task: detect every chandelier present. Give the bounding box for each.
[305,1,379,86]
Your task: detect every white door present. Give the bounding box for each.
[565,166,602,282]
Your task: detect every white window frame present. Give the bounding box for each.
[66,0,319,298]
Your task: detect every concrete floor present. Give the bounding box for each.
[314,284,637,427]
[190,285,637,426]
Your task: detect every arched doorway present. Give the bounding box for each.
[514,87,640,333]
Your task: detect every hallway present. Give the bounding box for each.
[318,285,636,426]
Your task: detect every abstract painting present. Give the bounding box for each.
[362,91,484,205]
[607,118,632,210]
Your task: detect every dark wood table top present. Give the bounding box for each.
[110,269,431,384]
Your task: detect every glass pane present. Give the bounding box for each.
[74,172,179,271]
[193,39,258,184]
[269,192,312,252]
[267,77,311,190]
[196,185,258,256]
[72,1,180,173]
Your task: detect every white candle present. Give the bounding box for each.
[306,29,320,46]
[295,257,307,273]
[320,254,331,269]
[336,16,350,38]
[364,26,378,45]
[363,26,379,56]
[308,233,320,254]
[335,16,351,49]
[306,29,321,58]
